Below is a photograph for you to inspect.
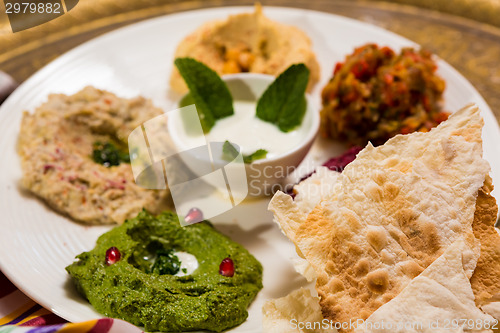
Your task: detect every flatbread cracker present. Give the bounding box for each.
[355,238,494,333]
[271,167,341,281]
[270,104,490,326]
[271,167,341,246]
[481,302,500,325]
[263,288,337,333]
[471,175,500,305]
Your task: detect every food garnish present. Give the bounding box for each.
[66,210,263,332]
[221,140,240,161]
[292,146,363,191]
[243,149,268,163]
[256,64,310,132]
[320,146,363,173]
[184,207,204,225]
[92,141,130,167]
[222,140,268,164]
[219,257,235,277]
[105,247,121,266]
[151,249,182,275]
[174,57,234,133]
[320,44,449,146]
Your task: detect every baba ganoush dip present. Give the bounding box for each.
[17,86,168,224]
[66,210,263,332]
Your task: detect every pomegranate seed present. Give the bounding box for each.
[105,247,121,266]
[184,207,203,225]
[219,257,234,277]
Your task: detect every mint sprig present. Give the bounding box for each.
[222,141,268,164]
[256,64,309,132]
[175,58,234,133]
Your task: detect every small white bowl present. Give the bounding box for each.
[168,73,319,197]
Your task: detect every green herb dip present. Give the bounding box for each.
[66,210,263,332]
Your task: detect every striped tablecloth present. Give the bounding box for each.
[0,271,143,333]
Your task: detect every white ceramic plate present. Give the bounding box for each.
[0,6,499,332]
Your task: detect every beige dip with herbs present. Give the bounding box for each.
[18,86,168,224]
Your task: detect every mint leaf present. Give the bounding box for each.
[175,58,234,133]
[243,149,268,163]
[256,64,309,132]
[222,141,268,164]
[222,140,239,161]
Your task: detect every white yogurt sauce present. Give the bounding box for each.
[174,251,198,277]
[180,101,307,159]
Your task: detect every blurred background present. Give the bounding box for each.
[1,0,500,120]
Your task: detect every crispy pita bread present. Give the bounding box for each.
[270,104,490,326]
[354,238,494,333]
[264,238,495,333]
[481,302,500,329]
[263,288,337,333]
[271,167,341,246]
[271,167,341,281]
[471,175,500,305]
